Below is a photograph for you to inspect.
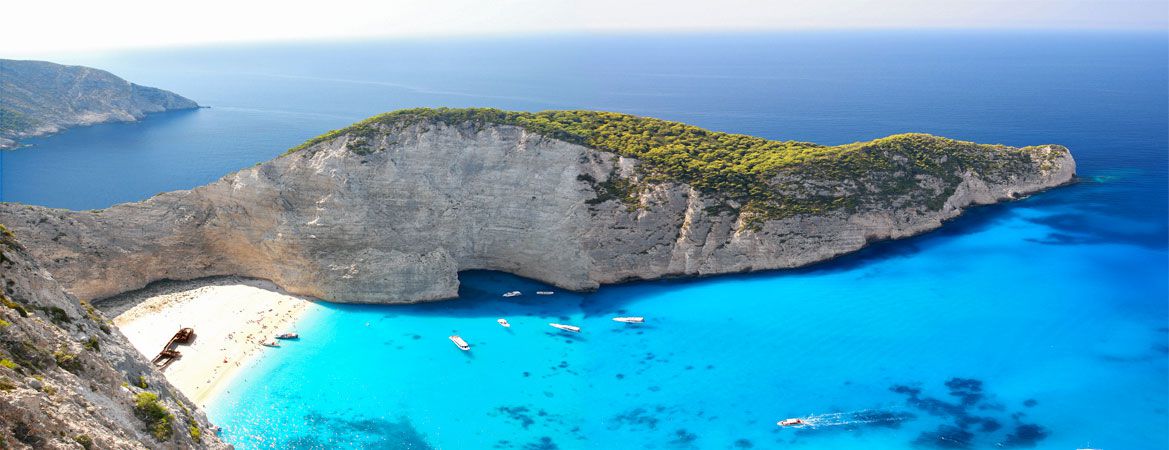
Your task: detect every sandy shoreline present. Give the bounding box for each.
[105,277,316,408]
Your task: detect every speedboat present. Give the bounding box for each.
[449,335,471,351]
[497,318,511,328]
[778,418,806,427]
[536,291,554,296]
[502,291,522,298]
[275,333,299,340]
[259,340,280,348]
[548,323,581,333]
[612,316,645,324]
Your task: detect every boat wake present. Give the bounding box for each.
[780,408,909,429]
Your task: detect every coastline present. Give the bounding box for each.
[106,277,317,408]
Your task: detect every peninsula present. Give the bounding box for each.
[0,59,199,148]
[0,108,1076,304]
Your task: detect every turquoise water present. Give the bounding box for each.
[210,196,1167,449]
[1,32,1165,448]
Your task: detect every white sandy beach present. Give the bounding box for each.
[109,277,316,408]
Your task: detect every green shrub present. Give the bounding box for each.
[73,434,94,450]
[133,392,174,441]
[136,375,148,389]
[188,425,201,442]
[82,337,100,352]
[53,350,82,374]
[0,359,16,370]
[32,306,70,324]
[0,377,14,390]
[0,294,27,318]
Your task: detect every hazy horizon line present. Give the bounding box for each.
[6,26,1166,59]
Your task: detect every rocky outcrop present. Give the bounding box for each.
[0,225,228,449]
[0,115,1075,304]
[0,59,198,148]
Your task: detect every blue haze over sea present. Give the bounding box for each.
[1,32,1165,449]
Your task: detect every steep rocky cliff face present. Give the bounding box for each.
[0,59,199,148]
[0,112,1075,304]
[0,225,227,449]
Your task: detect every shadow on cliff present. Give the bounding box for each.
[329,192,1055,319]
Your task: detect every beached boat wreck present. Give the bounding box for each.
[151,327,196,368]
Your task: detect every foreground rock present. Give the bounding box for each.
[0,109,1075,303]
[0,59,198,148]
[0,225,227,448]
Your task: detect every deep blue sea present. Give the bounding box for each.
[1,32,1166,449]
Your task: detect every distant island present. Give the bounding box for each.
[0,108,1076,304]
[0,59,198,148]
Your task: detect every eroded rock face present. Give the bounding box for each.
[0,120,1075,303]
[0,59,199,148]
[0,227,228,449]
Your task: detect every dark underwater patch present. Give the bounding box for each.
[610,407,661,430]
[888,378,1048,449]
[669,428,698,447]
[914,425,973,448]
[522,436,558,450]
[297,412,432,449]
[1002,424,1048,447]
[495,405,536,429]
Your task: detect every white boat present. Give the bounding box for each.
[449,335,471,351]
[548,323,581,333]
[536,291,554,295]
[612,316,645,324]
[497,318,511,328]
[502,291,522,298]
[275,332,299,340]
[259,340,280,348]
[778,418,806,427]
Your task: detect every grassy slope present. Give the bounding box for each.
[285,108,1067,222]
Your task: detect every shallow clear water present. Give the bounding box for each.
[1,32,1166,449]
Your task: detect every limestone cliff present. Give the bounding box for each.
[0,225,227,449]
[0,59,199,148]
[0,109,1075,304]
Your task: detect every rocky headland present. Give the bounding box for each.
[0,108,1076,305]
[0,224,228,449]
[0,59,198,148]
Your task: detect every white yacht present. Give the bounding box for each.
[502,291,522,298]
[497,318,511,328]
[449,335,471,351]
[612,316,645,324]
[548,323,581,333]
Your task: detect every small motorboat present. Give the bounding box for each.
[502,291,522,298]
[536,291,554,296]
[778,418,806,427]
[449,335,471,351]
[497,318,511,328]
[275,333,299,340]
[548,323,581,333]
[612,316,645,324]
[259,340,280,348]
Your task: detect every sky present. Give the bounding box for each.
[3,0,1166,56]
